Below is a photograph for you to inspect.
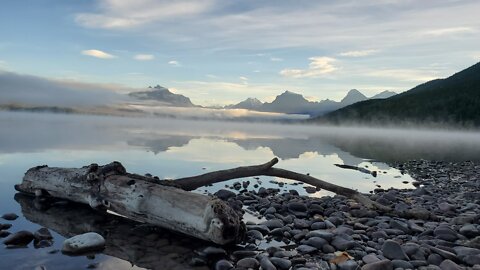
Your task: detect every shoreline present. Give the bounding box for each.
[204,159,480,269]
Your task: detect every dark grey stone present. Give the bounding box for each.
[260,257,277,270]
[361,259,393,270]
[381,240,409,260]
[3,230,34,247]
[215,260,234,270]
[214,189,236,200]
[236,258,259,269]
[269,257,291,270]
[296,244,317,254]
[1,213,18,221]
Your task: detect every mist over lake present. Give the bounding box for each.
[1,110,480,269]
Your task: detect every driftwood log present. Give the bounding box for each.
[15,158,390,244]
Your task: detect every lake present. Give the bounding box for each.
[1,111,480,269]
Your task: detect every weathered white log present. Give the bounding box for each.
[15,162,244,245]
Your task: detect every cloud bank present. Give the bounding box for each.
[0,70,129,107]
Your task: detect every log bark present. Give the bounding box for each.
[15,158,390,245]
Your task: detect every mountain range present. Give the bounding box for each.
[128,85,397,117]
[319,62,480,126]
[128,85,195,107]
[226,89,396,116]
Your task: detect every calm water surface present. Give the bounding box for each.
[1,111,480,269]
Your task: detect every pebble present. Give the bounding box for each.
[296,244,317,254]
[439,259,463,270]
[62,232,105,254]
[236,257,259,269]
[215,259,234,270]
[361,259,393,270]
[269,257,291,270]
[1,213,18,221]
[381,240,409,260]
[260,257,277,270]
[3,230,34,247]
[214,189,236,201]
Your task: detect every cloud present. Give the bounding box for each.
[339,49,378,57]
[280,57,338,78]
[133,54,154,61]
[423,27,475,36]
[75,0,214,29]
[81,49,116,59]
[0,70,130,107]
[168,60,180,66]
[239,76,248,81]
[73,1,480,53]
[270,57,283,62]
[365,69,439,82]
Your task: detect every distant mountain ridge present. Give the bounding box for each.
[227,89,396,116]
[128,85,195,107]
[319,62,480,126]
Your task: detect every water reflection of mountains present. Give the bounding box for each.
[128,134,480,163]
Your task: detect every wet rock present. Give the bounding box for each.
[62,232,105,254]
[453,246,480,258]
[293,219,310,229]
[434,226,459,242]
[262,219,284,230]
[214,189,236,201]
[362,254,380,264]
[296,244,317,254]
[1,213,18,221]
[0,230,11,238]
[34,239,53,248]
[201,246,227,258]
[439,259,463,270]
[306,230,333,242]
[381,240,409,260]
[260,257,277,270]
[438,202,456,212]
[233,250,258,259]
[215,259,234,270]
[361,259,393,270]
[246,225,270,235]
[303,237,328,249]
[337,260,358,270]
[247,230,264,240]
[236,257,259,269]
[459,224,480,238]
[428,254,444,266]
[392,259,413,269]
[3,230,34,247]
[190,256,207,266]
[34,228,53,241]
[390,219,411,234]
[331,234,355,250]
[463,254,480,266]
[270,257,291,270]
[287,202,307,213]
[0,224,12,230]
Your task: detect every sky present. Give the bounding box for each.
[1,0,479,106]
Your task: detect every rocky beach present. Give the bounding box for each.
[2,160,480,270]
[203,160,480,270]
